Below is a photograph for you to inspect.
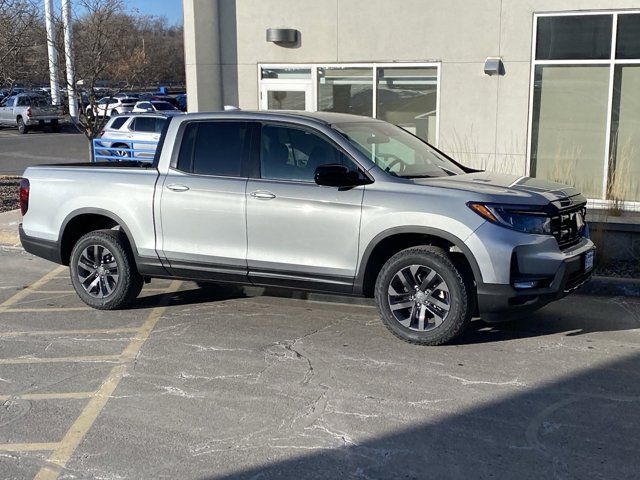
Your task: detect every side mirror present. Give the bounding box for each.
[314,164,365,188]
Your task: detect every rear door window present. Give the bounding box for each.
[176,121,250,177]
[131,117,156,132]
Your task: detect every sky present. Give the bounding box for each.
[125,0,183,25]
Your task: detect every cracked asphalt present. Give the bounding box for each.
[0,247,639,479]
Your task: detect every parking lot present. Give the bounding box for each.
[0,246,638,479]
[0,128,86,176]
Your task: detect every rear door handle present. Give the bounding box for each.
[250,190,276,200]
[167,183,190,192]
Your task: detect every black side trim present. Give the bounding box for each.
[249,268,354,294]
[353,226,483,295]
[19,225,62,264]
[167,259,249,284]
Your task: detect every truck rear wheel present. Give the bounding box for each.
[69,229,143,310]
[17,117,28,134]
[374,246,474,345]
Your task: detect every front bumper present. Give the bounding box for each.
[477,239,595,322]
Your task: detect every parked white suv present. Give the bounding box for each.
[86,97,137,118]
[95,113,170,160]
[132,100,182,115]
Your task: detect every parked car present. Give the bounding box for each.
[86,97,137,118]
[94,113,172,160]
[0,92,63,133]
[132,100,182,114]
[114,92,140,99]
[149,95,180,108]
[19,111,596,345]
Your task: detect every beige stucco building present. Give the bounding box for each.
[183,0,640,208]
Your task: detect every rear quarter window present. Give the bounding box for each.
[109,117,129,129]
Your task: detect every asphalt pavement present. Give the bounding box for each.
[0,127,88,176]
[0,247,639,479]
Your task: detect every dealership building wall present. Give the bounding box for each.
[183,0,640,208]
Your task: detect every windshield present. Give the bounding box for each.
[333,121,464,178]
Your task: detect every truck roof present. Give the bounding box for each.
[179,110,382,126]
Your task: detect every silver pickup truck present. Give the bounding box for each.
[19,111,596,345]
[0,92,63,133]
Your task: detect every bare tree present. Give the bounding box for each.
[0,0,48,90]
[52,0,152,154]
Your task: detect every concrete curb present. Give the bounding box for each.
[0,209,21,247]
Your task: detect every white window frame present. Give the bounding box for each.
[258,62,441,147]
[527,10,640,211]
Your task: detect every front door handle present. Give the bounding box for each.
[250,190,276,200]
[167,183,190,192]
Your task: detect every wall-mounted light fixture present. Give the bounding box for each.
[484,57,504,76]
[266,28,299,44]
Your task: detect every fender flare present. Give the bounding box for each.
[59,207,141,262]
[353,226,483,295]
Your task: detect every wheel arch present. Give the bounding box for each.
[59,208,139,266]
[354,226,482,297]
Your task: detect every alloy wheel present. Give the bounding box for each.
[76,244,119,298]
[387,264,451,331]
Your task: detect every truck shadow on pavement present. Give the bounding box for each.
[201,351,640,479]
[131,285,639,344]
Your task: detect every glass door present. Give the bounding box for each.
[260,82,313,111]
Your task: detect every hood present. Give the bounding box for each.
[411,172,583,206]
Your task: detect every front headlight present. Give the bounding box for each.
[468,202,552,235]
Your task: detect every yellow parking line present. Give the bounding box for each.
[0,392,95,401]
[0,327,140,337]
[0,443,60,452]
[28,290,75,295]
[3,307,91,313]
[34,280,182,480]
[0,355,121,365]
[0,266,66,311]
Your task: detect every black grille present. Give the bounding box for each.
[550,204,586,250]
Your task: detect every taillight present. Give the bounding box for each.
[26,107,32,118]
[19,178,29,216]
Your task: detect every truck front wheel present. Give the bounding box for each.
[69,229,143,310]
[374,246,474,345]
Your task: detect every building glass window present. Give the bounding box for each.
[260,63,440,146]
[531,65,609,198]
[530,12,640,206]
[261,68,311,80]
[376,67,438,144]
[609,65,640,201]
[317,67,373,117]
[266,90,306,110]
[536,15,612,60]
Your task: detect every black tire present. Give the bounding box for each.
[111,109,119,117]
[50,120,60,132]
[69,229,143,310]
[17,117,28,134]
[374,246,474,346]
